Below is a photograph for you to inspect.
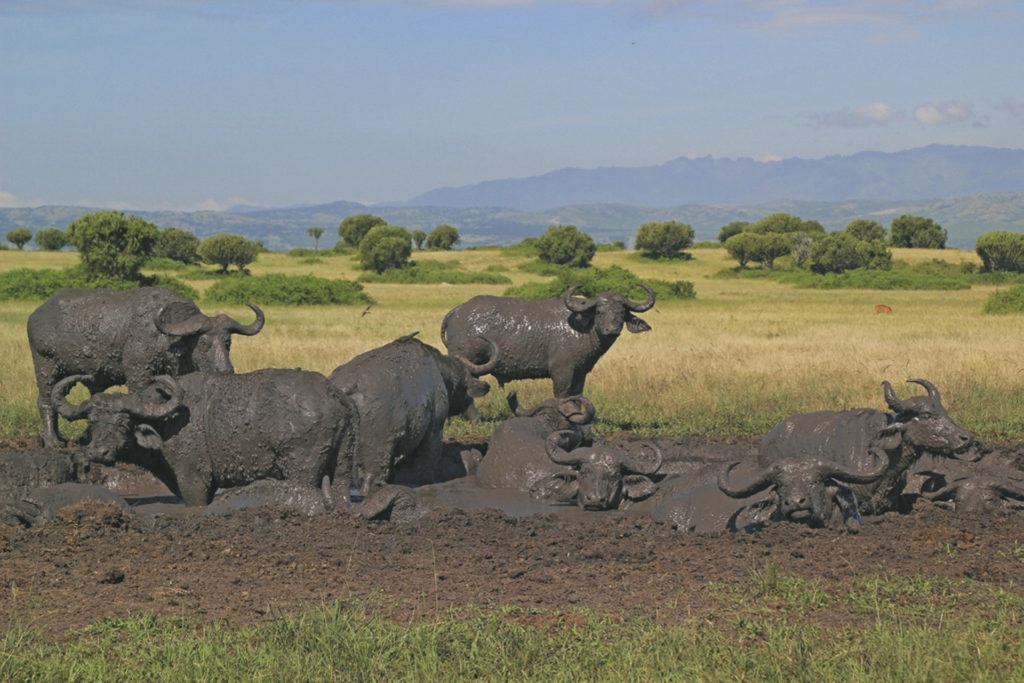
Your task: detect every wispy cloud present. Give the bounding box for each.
[1005,98,1024,117]
[818,102,904,128]
[0,191,21,209]
[914,100,974,125]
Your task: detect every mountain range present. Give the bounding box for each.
[3,145,1023,251]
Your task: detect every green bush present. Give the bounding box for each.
[198,234,260,273]
[357,261,511,284]
[34,228,69,251]
[635,221,695,260]
[983,285,1024,314]
[0,267,197,301]
[153,227,201,264]
[535,225,596,268]
[359,225,412,273]
[426,224,460,250]
[891,214,947,248]
[338,214,387,248]
[204,274,373,306]
[807,233,891,274]
[503,264,694,301]
[67,210,159,281]
[976,231,1024,273]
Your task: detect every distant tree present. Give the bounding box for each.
[890,215,947,248]
[412,229,427,249]
[427,224,460,250]
[198,233,260,274]
[845,218,886,243]
[6,228,32,250]
[153,227,201,264]
[751,213,826,237]
[67,210,158,281]
[635,221,695,259]
[976,231,1024,273]
[717,221,750,243]
[807,232,892,274]
[723,232,761,269]
[754,233,792,269]
[34,228,69,251]
[307,226,325,253]
[536,225,596,268]
[338,214,387,248]
[359,225,412,273]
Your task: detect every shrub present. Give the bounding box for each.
[535,225,596,268]
[845,219,887,242]
[0,267,197,301]
[338,214,387,248]
[204,274,373,306]
[975,231,1024,273]
[426,224,460,250]
[890,214,947,248]
[984,285,1024,314]
[807,233,891,274]
[718,221,749,243]
[153,227,201,264]
[67,211,159,281]
[357,261,511,284]
[358,225,412,273]
[34,228,68,251]
[635,221,695,260]
[198,234,260,274]
[503,264,695,301]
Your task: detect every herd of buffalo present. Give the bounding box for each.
[3,284,1024,530]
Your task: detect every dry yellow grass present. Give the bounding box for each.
[2,245,1022,443]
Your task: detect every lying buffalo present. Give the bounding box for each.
[329,333,498,494]
[28,287,264,447]
[531,430,663,510]
[913,460,1024,514]
[53,369,358,507]
[758,378,981,516]
[476,392,595,491]
[441,283,655,399]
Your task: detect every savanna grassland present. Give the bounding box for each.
[3,245,1024,680]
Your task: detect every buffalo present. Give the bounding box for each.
[328,333,498,494]
[28,287,264,448]
[912,460,1024,514]
[758,378,981,516]
[440,284,656,399]
[531,430,663,510]
[476,392,596,491]
[52,369,358,507]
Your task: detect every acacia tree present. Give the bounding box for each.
[67,210,158,281]
[426,224,460,250]
[635,221,695,259]
[845,218,886,243]
[807,232,891,274]
[307,226,325,252]
[6,228,32,250]
[338,214,387,248]
[536,225,596,268]
[198,233,260,274]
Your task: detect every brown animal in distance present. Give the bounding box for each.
[874,304,893,314]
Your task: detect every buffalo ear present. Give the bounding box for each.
[467,380,490,399]
[625,314,651,334]
[874,425,903,452]
[530,473,578,504]
[622,474,657,502]
[134,423,164,451]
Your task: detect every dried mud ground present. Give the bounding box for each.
[3,434,1024,637]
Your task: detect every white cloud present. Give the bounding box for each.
[914,100,974,125]
[818,102,904,127]
[1005,98,1024,117]
[0,191,21,208]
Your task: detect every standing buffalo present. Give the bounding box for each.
[28,287,264,448]
[758,379,981,516]
[328,333,499,494]
[440,284,656,398]
[52,369,357,507]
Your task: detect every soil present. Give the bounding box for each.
[3,434,1024,637]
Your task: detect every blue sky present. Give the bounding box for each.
[2,0,1022,211]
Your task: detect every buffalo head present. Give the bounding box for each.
[882,379,979,460]
[156,302,265,374]
[919,473,1024,514]
[718,451,887,529]
[52,374,182,464]
[563,283,656,338]
[535,430,662,510]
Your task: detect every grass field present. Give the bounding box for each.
[3,245,1022,442]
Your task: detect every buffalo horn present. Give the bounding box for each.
[624,283,656,312]
[51,374,94,421]
[882,380,906,413]
[718,461,777,498]
[616,443,663,475]
[122,375,183,420]
[821,449,888,484]
[563,285,598,313]
[919,482,959,502]
[218,303,265,336]
[459,335,500,376]
[545,430,583,466]
[906,377,941,403]
[560,396,596,425]
[155,306,212,337]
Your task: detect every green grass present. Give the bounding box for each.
[4,572,1022,680]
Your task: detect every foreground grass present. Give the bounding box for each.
[4,572,1023,680]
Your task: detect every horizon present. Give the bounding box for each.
[3,1,1023,212]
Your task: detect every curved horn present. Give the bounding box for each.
[820,449,888,484]
[624,283,656,312]
[459,335,500,376]
[906,378,941,403]
[919,482,959,502]
[615,443,663,475]
[718,461,777,498]
[155,305,212,337]
[563,285,597,313]
[560,396,596,425]
[51,375,93,421]
[218,303,265,336]
[121,376,183,420]
[882,380,907,413]
[545,430,583,466]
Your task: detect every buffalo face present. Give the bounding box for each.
[156,302,265,375]
[883,379,979,459]
[563,284,656,339]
